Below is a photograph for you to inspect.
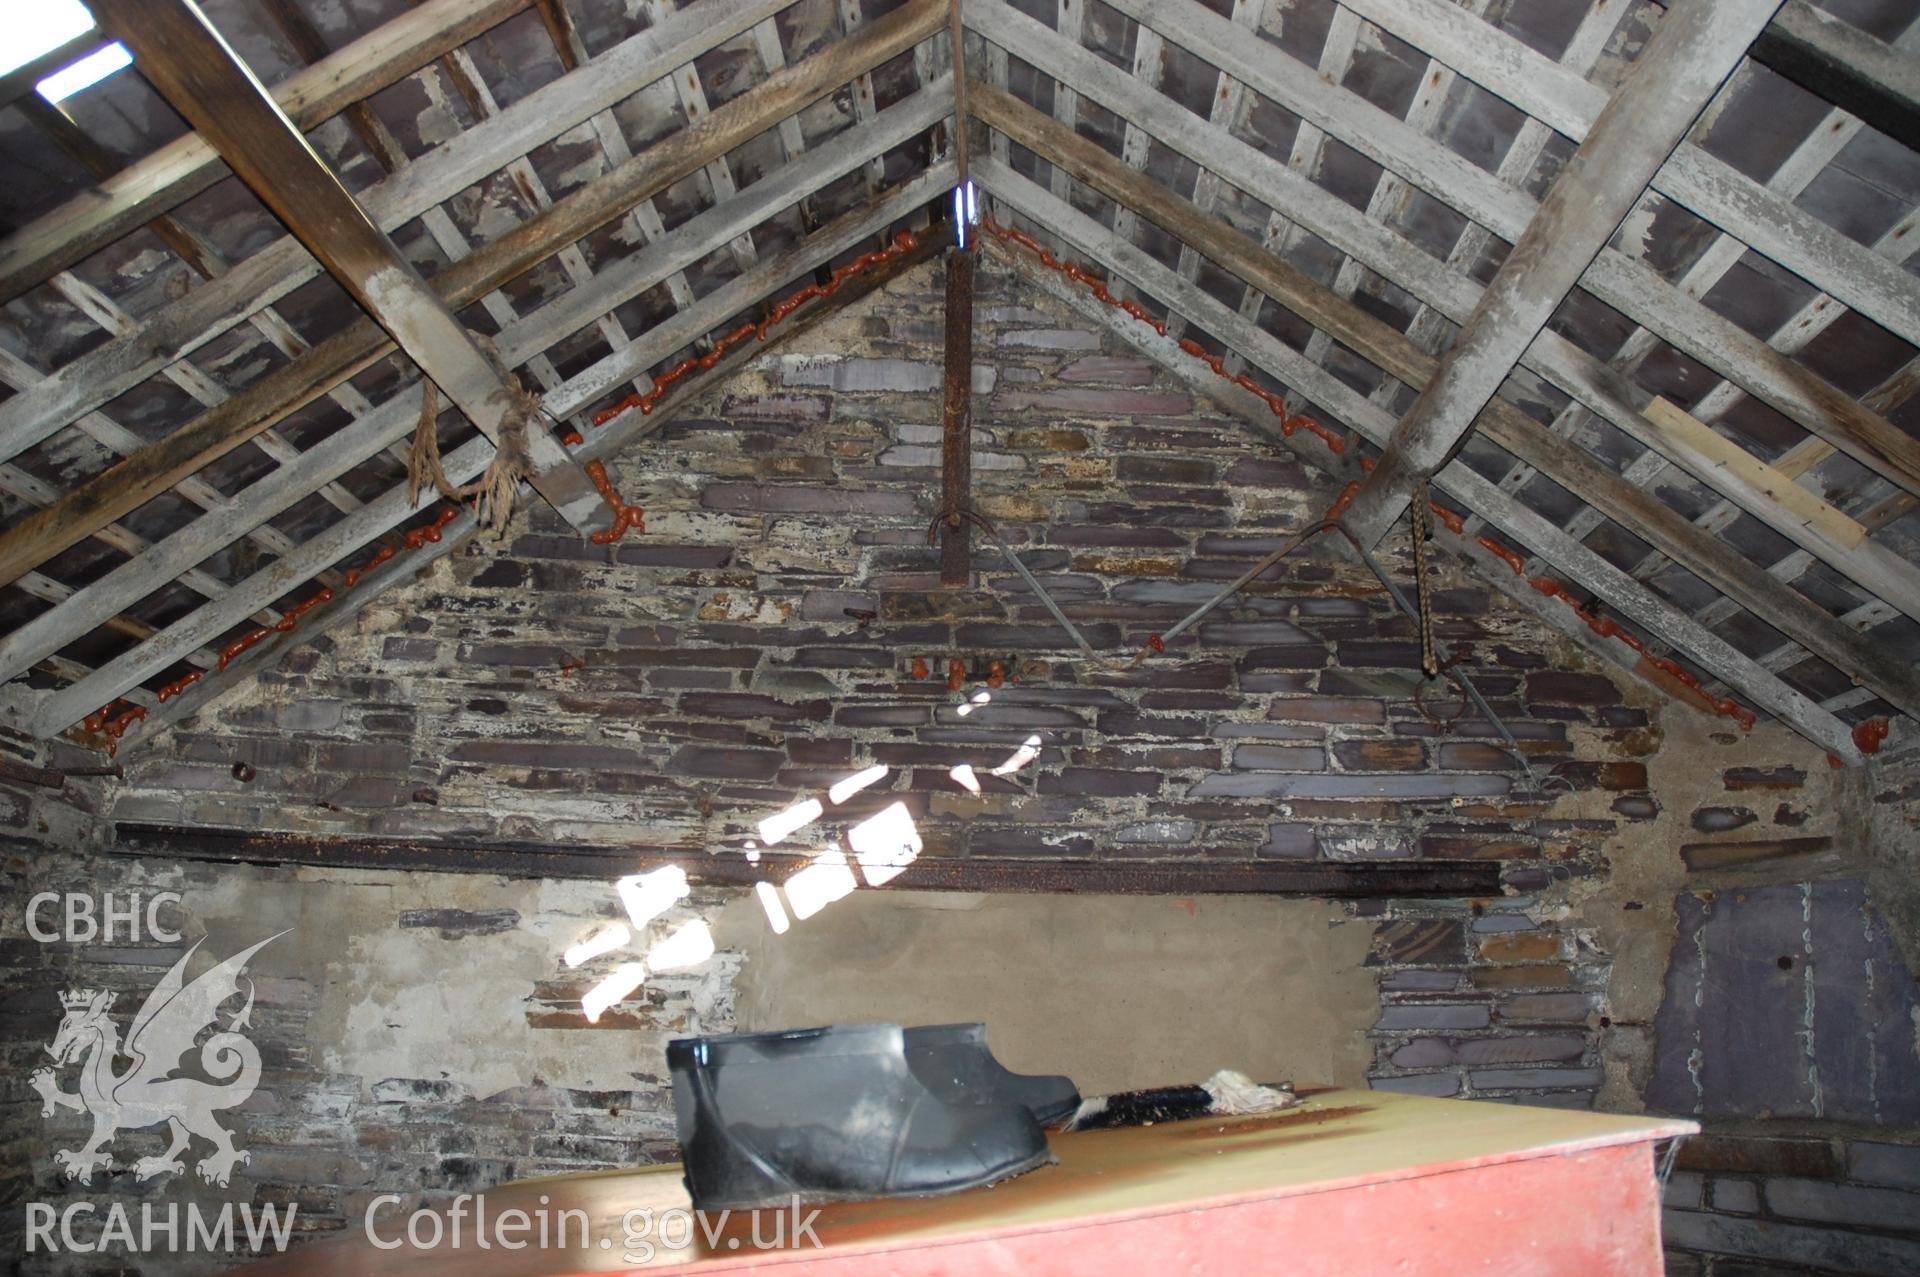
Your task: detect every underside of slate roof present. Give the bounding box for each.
[0,0,1914,763]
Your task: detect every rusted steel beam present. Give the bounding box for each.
[114,823,1502,897]
[91,0,611,537]
[940,247,975,585]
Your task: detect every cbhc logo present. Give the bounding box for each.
[26,893,183,943]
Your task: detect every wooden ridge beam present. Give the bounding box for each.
[0,0,946,598]
[1331,0,1781,545]
[963,6,1920,633]
[93,0,609,536]
[0,0,532,304]
[0,0,801,470]
[972,158,1863,762]
[45,169,949,744]
[1070,0,1920,502]
[969,89,1920,725]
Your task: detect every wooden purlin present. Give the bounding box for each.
[962,0,1920,716]
[0,0,950,608]
[1345,0,1920,598]
[0,0,801,473]
[0,78,954,695]
[966,80,1914,737]
[1082,0,1920,504]
[1282,0,1493,402]
[1331,0,1795,546]
[972,163,1863,763]
[49,170,951,747]
[0,0,535,304]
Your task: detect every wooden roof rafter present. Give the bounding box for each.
[0,0,1915,767]
[958,0,1920,759]
[0,0,953,748]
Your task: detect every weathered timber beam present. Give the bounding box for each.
[1067,0,1920,502]
[35,167,952,742]
[940,248,975,585]
[1343,0,1920,352]
[1751,0,1920,150]
[1464,14,1917,599]
[1337,0,1783,546]
[113,823,1502,896]
[0,2,945,603]
[971,91,1920,722]
[92,0,610,536]
[0,0,800,469]
[962,5,1920,629]
[0,0,531,304]
[969,156,1866,762]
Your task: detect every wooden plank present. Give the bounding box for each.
[0,85,950,689]
[113,823,1501,895]
[91,0,609,536]
[1292,2,1487,395]
[1642,398,1866,550]
[644,0,759,271]
[112,222,941,746]
[35,166,952,741]
[838,0,890,195]
[1165,0,1265,345]
[974,91,1918,718]
[1751,0,1920,151]
[1476,38,1905,562]
[0,0,944,597]
[1343,0,1920,351]
[1079,0,1920,502]
[965,2,1920,629]
[0,0,800,469]
[973,158,1864,762]
[0,0,532,304]
[940,249,975,585]
[1526,341,1920,626]
[1336,0,1785,547]
[1048,0,1088,203]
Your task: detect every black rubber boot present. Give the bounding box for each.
[904,1023,1082,1127]
[667,1023,1053,1210]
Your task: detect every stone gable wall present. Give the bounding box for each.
[8,256,1911,1272]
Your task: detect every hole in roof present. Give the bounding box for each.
[3,0,91,77]
[39,44,131,105]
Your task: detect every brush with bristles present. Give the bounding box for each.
[1059,1070,1298,1132]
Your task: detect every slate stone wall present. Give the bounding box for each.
[1643,743,1920,1275]
[105,256,1652,1118]
[13,256,1901,1271]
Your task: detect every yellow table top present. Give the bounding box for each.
[244,1088,1695,1274]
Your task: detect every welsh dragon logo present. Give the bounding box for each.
[30,932,285,1187]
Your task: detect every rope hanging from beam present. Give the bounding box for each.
[406,377,538,538]
[1412,476,1438,677]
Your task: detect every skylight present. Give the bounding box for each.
[37,43,131,105]
[2,0,92,77]
[2,0,130,106]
